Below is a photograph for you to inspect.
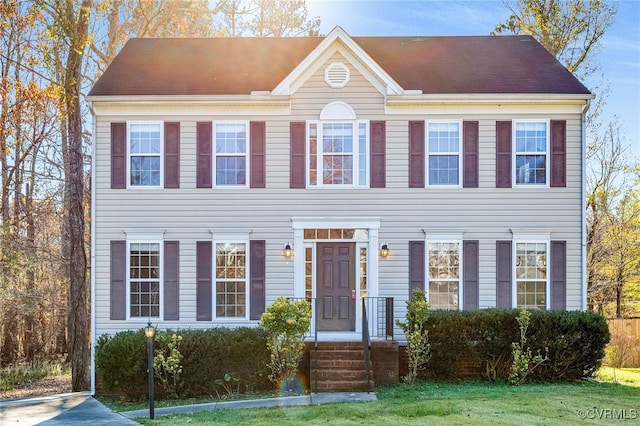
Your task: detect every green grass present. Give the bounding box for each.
[0,363,70,391]
[134,379,640,425]
[596,367,640,387]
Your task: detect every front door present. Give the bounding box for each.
[316,242,356,331]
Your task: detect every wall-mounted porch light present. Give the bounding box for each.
[284,243,292,258]
[380,243,389,258]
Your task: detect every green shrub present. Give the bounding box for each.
[260,297,311,395]
[178,327,271,398]
[95,327,271,400]
[396,289,431,383]
[422,309,609,382]
[95,330,147,400]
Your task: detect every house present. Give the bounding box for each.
[88,26,592,392]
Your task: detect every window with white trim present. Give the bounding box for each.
[515,242,548,310]
[427,121,461,186]
[214,122,248,186]
[307,121,369,187]
[514,120,548,185]
[128,242,161,318]
[427,241,460,310]
[215,241,247,318]
[128,122,162,187]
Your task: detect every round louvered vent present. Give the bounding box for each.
[324,63,350,88]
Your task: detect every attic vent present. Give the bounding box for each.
[325,63,350,88]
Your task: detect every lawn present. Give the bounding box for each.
[135,374,640,426]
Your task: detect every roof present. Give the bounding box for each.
[88,34,591,97]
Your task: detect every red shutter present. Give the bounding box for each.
[110,240,126,320]
[550,120,566,187]
[370,121,386,188]
[164,241,179,320]
[250,121,266,188]
[409,241,425,294]
[409,121,425,188]
[196,241,212,321]
[463,240,479,310]
[550,241,567,310]
[250,240,266,320]
[111,123,126,189]
[196,122,212,188]
[164,122,180,188]
[290,122,306,188]
[463,121,479,188]
[496,121,512,188]
[496,241,512,308]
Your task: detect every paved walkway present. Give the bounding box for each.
[0,391,377,425]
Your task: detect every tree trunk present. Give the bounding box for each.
[62,0,92,391]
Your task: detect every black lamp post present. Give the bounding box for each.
[144,321,156,419]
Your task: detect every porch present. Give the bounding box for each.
[293,297,399,392]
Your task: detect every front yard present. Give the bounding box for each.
[134,370,640,425]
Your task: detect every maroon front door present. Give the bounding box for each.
[316,242,356,331]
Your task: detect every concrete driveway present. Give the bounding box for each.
[0,392,138,425]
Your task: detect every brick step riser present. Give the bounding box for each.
[313,381,373,392]
[312,352,365,361]
[313,343,365,350]
[313,359,367,368]
[311,370,369,379]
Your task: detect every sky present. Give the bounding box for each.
[307,0,640,156]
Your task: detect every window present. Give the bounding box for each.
[129,242,161,318]
[128,122,162,186]
[427,122,460,186]
[215,242,247,318]
[515,242,548,310]
[514,121,548,185]
[307,121,369,187]
[427,242,460,310]
[214,122,248,186]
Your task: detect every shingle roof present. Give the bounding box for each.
[88,35,591,97]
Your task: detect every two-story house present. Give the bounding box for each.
[88,26,592,392]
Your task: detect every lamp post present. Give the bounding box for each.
[144,321,156,419]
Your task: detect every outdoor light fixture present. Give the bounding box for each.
[380,243,389,258]
[144,321,156,420]
[284,243,292,258]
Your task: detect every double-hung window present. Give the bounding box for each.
[307,121,369,187]
[427,121,461,186]
[515,242,548,310]
[215,241,247,318]
[128,242,162,318]
[214,122,248,187]
[128,122,162,187]
[514,120,548,185]
[427,241,461,310]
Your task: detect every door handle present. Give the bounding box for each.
[351,290,356,300]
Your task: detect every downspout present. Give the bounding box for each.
[581,99,591,311]
[89,103,97,395]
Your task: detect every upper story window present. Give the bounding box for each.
[427,241,461,310]
[214,122,248,187]
[307,102,368,188]
[128,241,162,318]
[427,121,461,186]
[128,122,162,187]
[515,242,548,310]
[514,120,548,185]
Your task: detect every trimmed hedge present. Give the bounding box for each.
[95,327,270,400]
[423,309,610,381]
